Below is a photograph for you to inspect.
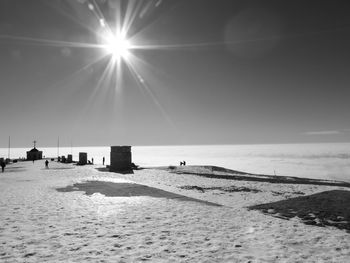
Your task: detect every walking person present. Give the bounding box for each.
[45,160,49,168]
[1,162,5,172]
[103,157,105,166]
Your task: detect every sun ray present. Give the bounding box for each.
[45,52,110,94]
[73,57,115,128]
[130,41,224,50]
[122,49,169,78]
[114,0,122,37]
[127,0,180,39]
[122,0,144,37]
[70,57,117,134]
[132,25,350,52]
[0,34,103,49]
[114,55,123,94]
[90,0,114,35]
[125,54,175,128]
[42,1,104,38]
[89,57,116,104]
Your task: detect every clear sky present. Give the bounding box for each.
[0,0,350,148]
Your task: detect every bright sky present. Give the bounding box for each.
[0,0,350,147]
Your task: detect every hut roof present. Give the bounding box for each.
[28,147,39,152]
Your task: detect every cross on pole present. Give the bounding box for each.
[33,140,37,148]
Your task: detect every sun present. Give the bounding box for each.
[104,34,131,60]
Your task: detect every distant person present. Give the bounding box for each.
[1,162,5,172]
[92,158,94,164]
[103,157,105,166]
[183,161,186,166]
[32,159,35,164]
[45,160,49,168]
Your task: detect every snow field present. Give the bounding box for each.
[0,161,349,262]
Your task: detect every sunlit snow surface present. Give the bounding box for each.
[0,161,349,262]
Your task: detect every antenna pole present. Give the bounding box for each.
[57,137,60,157]
[8,136,10,159]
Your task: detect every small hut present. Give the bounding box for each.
[26,148,43,161]
[79,152,87,165]
[110,146,132,173]
[26,140,43,161]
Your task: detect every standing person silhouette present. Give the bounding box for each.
[45,160,49,168]
[1,162,5,172]
[103,157,105,166]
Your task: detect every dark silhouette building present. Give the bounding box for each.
[26,147,43,161]
[79,152,87,165]
[110,146,132,173]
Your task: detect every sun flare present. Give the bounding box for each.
[104,34,131,60]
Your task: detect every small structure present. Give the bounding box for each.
[110,146,132,173]
[26,148,43,161]
[67,154,73,163]
[79,152,87,165]
[26,140,43,161]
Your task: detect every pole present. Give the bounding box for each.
[57,136,60,157]
[8,136,10,159]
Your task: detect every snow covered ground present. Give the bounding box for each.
[0,161,349,262]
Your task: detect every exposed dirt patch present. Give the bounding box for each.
[158,165,350,188]
[179,185,261,193]
[249,190,350,232]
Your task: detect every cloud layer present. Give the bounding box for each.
[304,130,341,136]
